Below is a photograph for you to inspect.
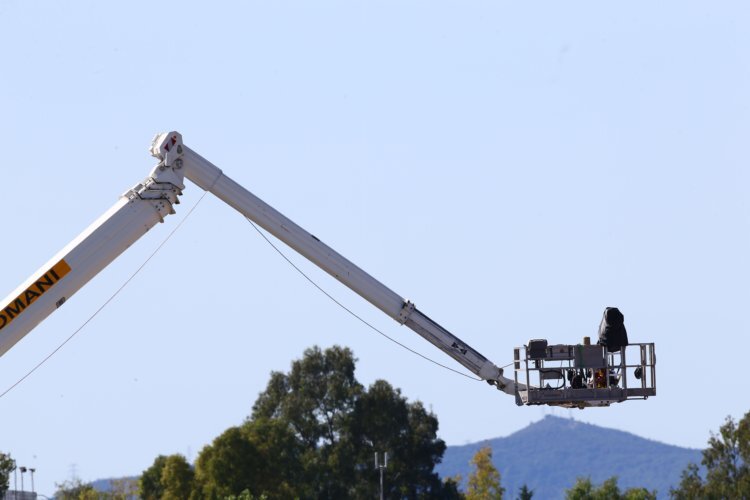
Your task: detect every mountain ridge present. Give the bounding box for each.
[436,415,702,499]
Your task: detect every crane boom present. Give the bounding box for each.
[174,136,512,393]
[0,163,183,358]
[0,132,515,395]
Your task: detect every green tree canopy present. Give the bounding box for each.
[161,454,194,500]
[193,418,305,499]
[465,446,504,500]
[252,344,363,448]
[139,454,168,500]
[250,345,363,497]
[193,427,260,499]
[566,477,656,500]
[343,379,460,498]
[0,452,15,497]
[670,410,750,499]
[517,484,534,499]
[140,454,194,500]
[192,345,460,499]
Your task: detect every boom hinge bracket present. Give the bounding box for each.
[396,300,415,325]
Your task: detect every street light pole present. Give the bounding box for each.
[29,468,36,493]
[19,466,26,495]
[374,452,388,500]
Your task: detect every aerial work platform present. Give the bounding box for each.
[513,340,656,408]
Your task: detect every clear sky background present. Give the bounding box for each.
[1,1,748,496]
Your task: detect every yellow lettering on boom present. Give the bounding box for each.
[0,259,71,331]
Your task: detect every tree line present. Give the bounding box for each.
[2,344,749,499]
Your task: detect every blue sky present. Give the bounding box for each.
[1,1,748,496]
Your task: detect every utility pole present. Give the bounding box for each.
[374,451,388,500]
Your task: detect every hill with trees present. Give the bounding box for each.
[437,415,702,499]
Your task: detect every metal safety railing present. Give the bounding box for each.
[513,341,656,408]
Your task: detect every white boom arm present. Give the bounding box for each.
[0,132,516,395]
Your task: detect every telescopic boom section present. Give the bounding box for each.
[0,131,515,396]
[152,132,514,394]
[0,160,185,357]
